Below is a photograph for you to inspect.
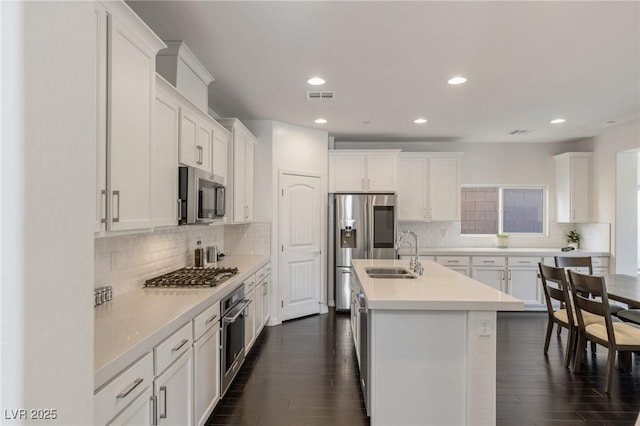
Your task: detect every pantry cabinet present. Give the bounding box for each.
[217,118,256,223]
[94,2,165,232]
[397,153,462,221]
[554,152,592,223]
[329,150,400,193]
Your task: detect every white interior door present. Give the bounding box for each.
[280,173,322,321]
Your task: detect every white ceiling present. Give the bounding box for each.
[128,1,640,144]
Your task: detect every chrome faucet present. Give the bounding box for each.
[396,230,424,275]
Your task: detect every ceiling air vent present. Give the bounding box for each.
[508,130,531,135]
[306,91,335,101]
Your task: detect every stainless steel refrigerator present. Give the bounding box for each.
[330,193,397,311]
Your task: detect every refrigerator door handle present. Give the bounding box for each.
[367,197,375,259]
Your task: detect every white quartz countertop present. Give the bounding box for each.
[398,247,610,257]
[352,259,524,311]
[94,255,269,391]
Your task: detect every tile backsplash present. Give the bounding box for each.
[95,222,272,295]
[399,221,610,251]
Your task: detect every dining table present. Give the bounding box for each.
[605,274,640,308]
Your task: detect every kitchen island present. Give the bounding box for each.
[351,259,523,426]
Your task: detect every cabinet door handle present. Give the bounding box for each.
[159,386,167,419]
[171,338,189,352]
[205,314,218,325]
[509,270,512,280]
[424,208,427,219]
[116,378,143,399]
[100,190,107,224]
[367,178,370,190]
[151,395,157,426]
[312,250,322,255]
[196,145,203,165]
[361,179,365,190]
[112,190,120,223]
[177,199,182,221]
[448,260,459,264]
[483,260,495,264]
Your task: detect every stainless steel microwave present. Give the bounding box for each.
[178,166,225,224]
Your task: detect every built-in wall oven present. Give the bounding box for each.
[220,286,251,396]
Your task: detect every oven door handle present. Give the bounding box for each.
[223,299,251,324]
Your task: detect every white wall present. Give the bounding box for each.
[1,2,94,424]
[245,120,329,324]
[591,120,640,273]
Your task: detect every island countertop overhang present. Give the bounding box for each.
[352,259,524,311]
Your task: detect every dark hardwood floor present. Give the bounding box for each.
[207,311,368,426]
[497,312,640,426]
[207,310,640,426]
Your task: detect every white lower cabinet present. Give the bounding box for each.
[436,256,470,277]
[470,256,544,309]
[471,257,506,292]
[472,267,506,292]
[508,267,541,307]
[262,272,271,325]
[193,324,220,426]
[244,285,257,355]
[506,257,542,308]
[255,281,264,337]
[94,352,154,426]
[154,348,194,426]
[109,387,154,426]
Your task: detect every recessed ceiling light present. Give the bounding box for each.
[550,118,566,124]
[447,76,467,85]
[314,118,327,124]
[307,77,325,86]
[413,118,427,124]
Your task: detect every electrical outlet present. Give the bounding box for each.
[479,320,491,337]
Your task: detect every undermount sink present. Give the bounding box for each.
[365,267,417,279]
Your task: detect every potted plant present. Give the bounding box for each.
[496,233,509,248]
[567,230,581,249]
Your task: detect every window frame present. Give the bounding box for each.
[460,184,549,237]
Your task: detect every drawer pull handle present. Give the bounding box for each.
[518,261,529,264]
[171,339,189,352]
[116,378,143,399]
[205,314,218,325]
[448,260,459,263]
[482,260,495,263]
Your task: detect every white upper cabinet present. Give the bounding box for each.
[217,118,256,223]
[95,1,166,233]
[329,150,400,193]
[397,153,462,221]
[179,105,212,173]
[554,152,592,223]
[152,78,180,228]
[212,128,230,185]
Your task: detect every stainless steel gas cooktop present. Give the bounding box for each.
[144,266,239,288]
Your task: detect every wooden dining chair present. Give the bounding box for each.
[568,270,640,394]
[539,263,577,368]
[555,256,624,318]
